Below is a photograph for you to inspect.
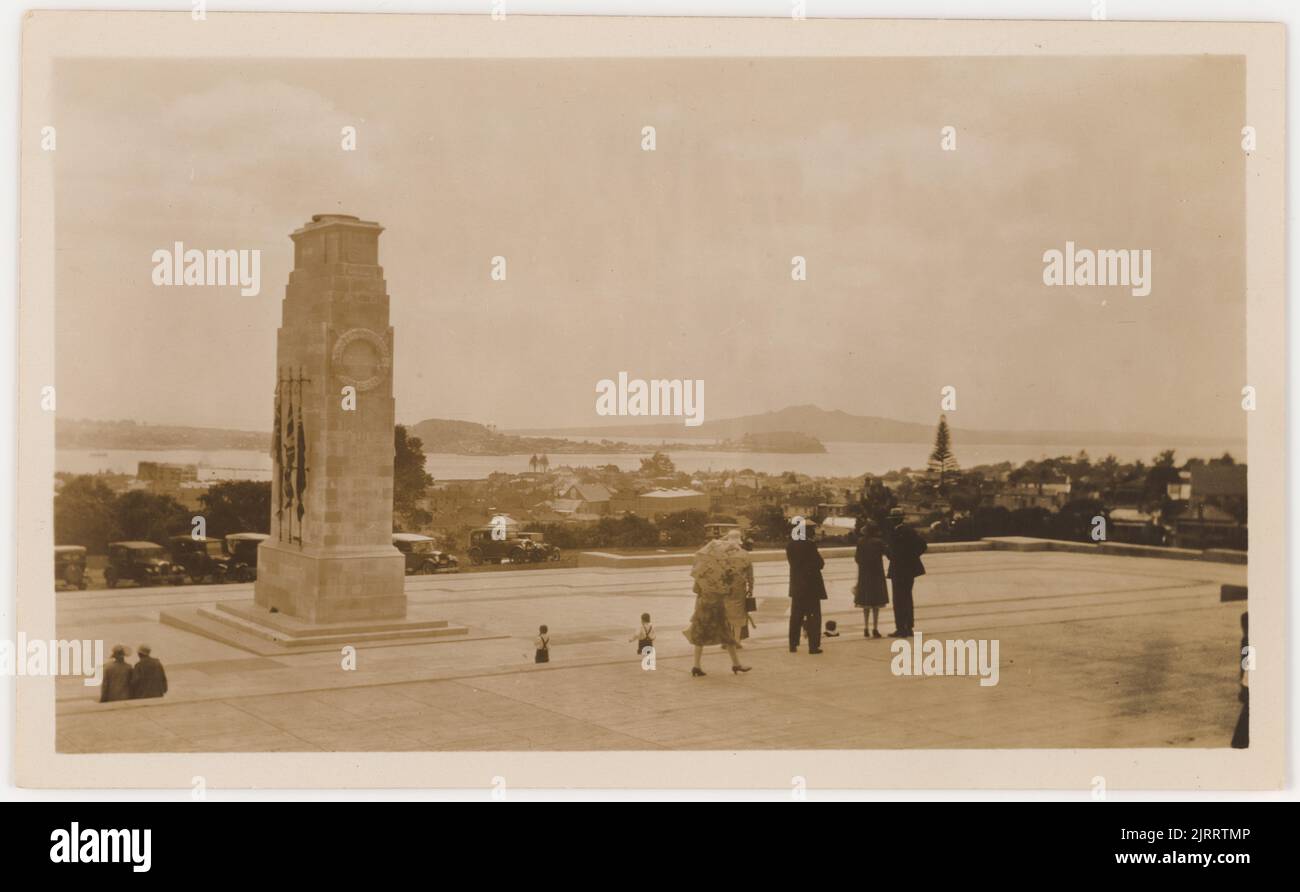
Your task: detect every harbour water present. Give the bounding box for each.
[56,440,1245,482]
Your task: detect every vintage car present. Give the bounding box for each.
[704,522,742,541]
[223,532,269,583]
[516,531,561,562]
[104,541,185,588]
[392,533,459,575]
[54,545,89,590]
[168,535,232,583]
[466,527,536,565]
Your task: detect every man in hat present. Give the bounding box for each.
[130,645,169,700]
[785,518,827,654]
[99,644,133,703]
[886,507,927,637]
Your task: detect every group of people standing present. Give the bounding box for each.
[849,508,928,642]
[682,507,928,674]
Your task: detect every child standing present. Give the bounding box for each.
[630,612,655,656]
[534,624,550,663]
[854,520,889,638]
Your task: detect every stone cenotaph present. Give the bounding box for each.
[255,213,406,622]
[162,215,467,652]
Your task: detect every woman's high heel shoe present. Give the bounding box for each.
[691,667,706,677]
[731,665,752,674]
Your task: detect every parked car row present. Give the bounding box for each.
[167,533,269,584]
[56,527,562,589]
[392,529,561,571]
[466,528,562,565]
[54,533,270,590]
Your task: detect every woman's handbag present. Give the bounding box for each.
[744,594,758,613]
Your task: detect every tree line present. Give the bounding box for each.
[56,425,435,553]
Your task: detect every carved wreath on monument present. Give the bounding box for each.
[331,327,391,392]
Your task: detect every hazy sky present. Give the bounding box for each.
[54,55,1246,438]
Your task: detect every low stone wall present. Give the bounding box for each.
[578,539,992,568]
[983,537,1246,564]
[578,536,1245,568]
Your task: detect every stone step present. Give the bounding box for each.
[159,604,491,657]
[195,606,463,647]
[213,601,451,636]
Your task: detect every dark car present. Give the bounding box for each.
[54,545,89,590]
[104,541,185,588]
[516,532,561,562]
[393,533,459,574]
[466,527,534,565]
[223,532,269,583]
[168,535,232,584]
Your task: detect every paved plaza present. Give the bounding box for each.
[55,548,1246,752]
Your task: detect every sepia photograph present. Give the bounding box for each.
[9,6,1288,809]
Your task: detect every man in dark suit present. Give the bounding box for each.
[129,644,168,700]
[785,519,827,654]
[99,645,132,703]
[886,507,927,637]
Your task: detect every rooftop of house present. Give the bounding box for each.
[566,483,612,503]
[1190,464,1247,497]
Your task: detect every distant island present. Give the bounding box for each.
[407,419,826,455]
[54,417,828,455]
[55,418,269,452]
[511,403,1244,449]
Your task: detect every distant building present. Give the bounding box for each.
[1108,507,1164,545]
[817,516,857,539]
[135,461,208,509]
[783,501,818,520]
[816,502,857,539]
[560,483,612,515]
[552,473,581,496]
[609,489,641,514]
[726,474,760,493]
[1166,470,1192,501]
[1189,464,1247,502]
[635,488,709,516]
[137,461,197,485]
[541,498,603,522]
[1172,503,1247,551]
[995,475,1072,511]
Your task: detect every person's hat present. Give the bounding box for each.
[888,507,905,520]
[111,645,127,658]
[137,645,152,656]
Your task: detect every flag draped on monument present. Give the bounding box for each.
[295,378,307,531]
[283,377,296,537]
[272,376,283,534]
